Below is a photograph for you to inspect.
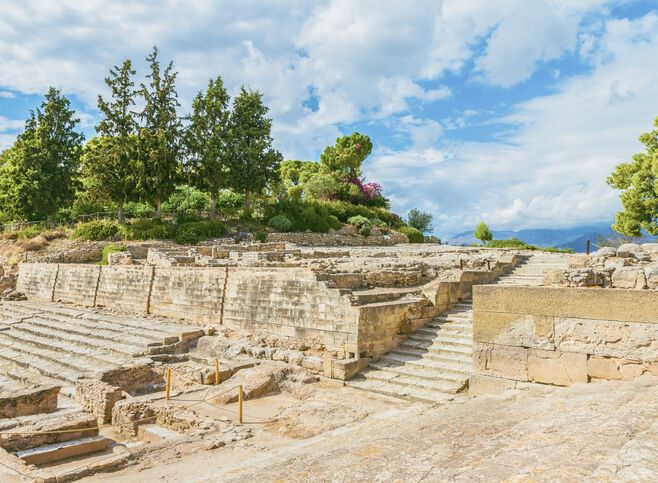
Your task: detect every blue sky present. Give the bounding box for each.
[1,1,658,238]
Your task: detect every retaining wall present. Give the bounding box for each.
[471,285,658,394]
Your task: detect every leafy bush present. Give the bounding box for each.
[487,238,529,249]
[120,219,175,241]
[254,230,267,242]
[347,215,372,236]
[18,224,43,239]
[267,214,293,232]
[124,201,155,219]
[304,174,341,200]
[327,215,342,231]
[474,221,493,244]
[99,243,126,265]
[72,220,119,241]
[175,220,227,244]
[398,226,424,243]
[407,208,433,233]
[215,189,245,209]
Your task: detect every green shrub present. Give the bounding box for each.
[175,220,227,244]
[347,215,372,236]
[120,219,175,241]
[540,246,573,253]
[327,215,342,231]
[254,230,267,242]
[215,189,245,209]
[72,221,119,241]
[99,243,126,265]
[267,215,293,232]
[487,238,529,249]
[398,226,424,243]
[124,202,155,219]
[18,224,43,239]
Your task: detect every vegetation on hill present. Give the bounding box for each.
[0,47,423,245]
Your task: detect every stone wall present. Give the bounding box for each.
[53,264,101,307]
[471,285,658,394]
[150,267,226,324]
[16,263,58,302]
[96,265,154,313]
[222,268,360,355]
[266,230,408,246]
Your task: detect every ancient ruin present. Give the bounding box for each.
[0,237,654,481]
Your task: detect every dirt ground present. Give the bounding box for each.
[86,375,658,482]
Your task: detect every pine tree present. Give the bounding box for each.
[0,88,84,225]
[228,88,282,209]
[184,77,231,218]
[138,46,181,217]
[83,60,139,223]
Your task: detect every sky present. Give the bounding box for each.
[1,1,658,238]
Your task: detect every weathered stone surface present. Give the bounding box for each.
[611,266,646,289]
[75,379,123,423]
[527,349,588,386]
[473,342,528,381]
[0,385,59,419]
[644,263,658,289]
[473,311,554,350]
[468,374,517,395]
[588,355,658,381]
[108,251,133,265]
[616,243,642,258]
[554,317,658,361]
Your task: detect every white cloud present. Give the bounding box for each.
[0,91,15,98]
[368,12,658,238]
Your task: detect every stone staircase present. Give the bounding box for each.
[348,253,571,403]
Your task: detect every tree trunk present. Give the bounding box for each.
[117,201,125,224]
[49,209,57,229]
[244,190,251,211]
[210,193,217,219]
[155,194,162,218]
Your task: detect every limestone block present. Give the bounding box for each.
[592,247,616,257]
[107,252,133,265]
[53,264,101,306]
[473,311,554,350]
[568,256,590,269]
[543,269,565,286]
[301,356,323,372]
[0,385,60,419]
[527,349,588,386]
[468,374,517,395]
[588,355,653,381]
[75,380,123,423]
[644,264,658,289]
[473,342,528,381]
[16,263,59,301]
[331,357,370,380]
[616,243,642,258]
[611,266,645,289]
[641,242,658,254]
[554,318,658,361]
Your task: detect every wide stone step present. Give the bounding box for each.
[351,287,421,304]
[392,343,472,358]
[424,320,472,330]
[0,335,111,381]
[10,302,86,319]
[18,319,146,356]
[403,334,472,348]
[372,360,471,380]
[42,312,166,342]
[362,369,465,394]
[0,329,122,369]
[0,305,39,321]
[0,359,63,387]
[347,377,454,403]
[385,348,472,366]
[0,344,87,383]
[16,435,111,465]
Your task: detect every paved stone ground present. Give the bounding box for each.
[195,376,658,482]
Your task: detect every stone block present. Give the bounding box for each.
[75,380,123,423]
[473,342,528,381]
[543,269,565,286]
[527,349,588,386]
[473,311,554,350]
[588,355,654,381]
[468,374,517,395]
[331,357,370,380]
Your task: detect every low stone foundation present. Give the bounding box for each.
[471,285,658,393]
[0,386,60,419]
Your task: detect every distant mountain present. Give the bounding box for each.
[447,224,617,253]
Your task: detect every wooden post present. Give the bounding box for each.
[214,359,220,385]
[586,240,591,255]
[238,385,243,424]
[486,260,491,271]
[459,259,464,270]
[165,367,171,400]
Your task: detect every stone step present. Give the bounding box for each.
[0,358,63,388]
[10,302,86,319]
[385,348,472,367]
[347,377,454,404]
[361,368,465,394]
[372,359,471,380]
[391,343,472,359]
[407,327,472,342]
[0,336,103,382]
[15,435,111,465]
[17,319,146,356]
[424,320,472,330]
[42,312,166,342]
[0,305,39,321]
[0,329,122,369]
[401,334,472,349]
[381,351,472,371]
[351,287,421,304]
